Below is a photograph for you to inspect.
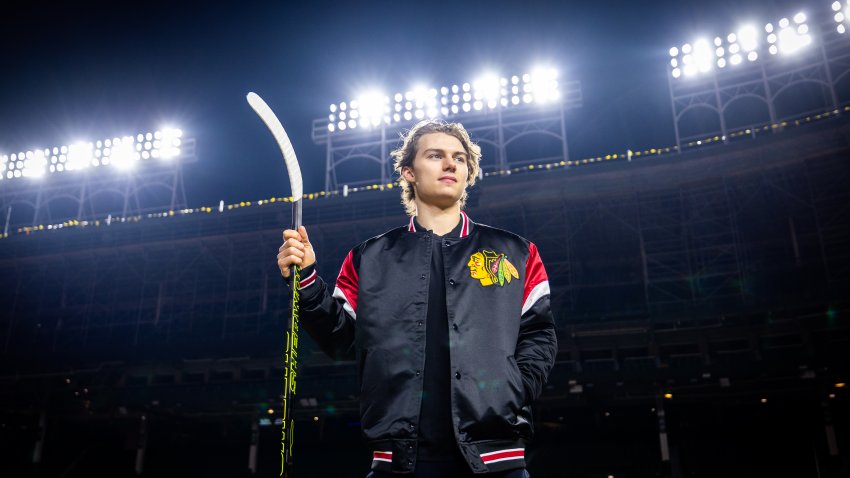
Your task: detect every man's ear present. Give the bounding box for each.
[402,165,415,183]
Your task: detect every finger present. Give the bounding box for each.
[278,259,291,278]
[277,256,304,276]
[283,229,300,241]
[285,238,305,250]
[298,226,310,244]
[280,247,305,259]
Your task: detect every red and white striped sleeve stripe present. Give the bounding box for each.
[299,269,317,289]
[333,250,359,320]
[480,447,524,465]
[522,242,550,316]
[372,451,392,463]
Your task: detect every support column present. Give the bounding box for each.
[248,420,259,474]
[656,395,670,462]
[135,415,148,476]
[822,400,839,457]
[32,411,46,464]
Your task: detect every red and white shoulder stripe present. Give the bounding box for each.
[522,242,550,316]
[333,250,359,320]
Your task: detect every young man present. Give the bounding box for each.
[277,120,556,477]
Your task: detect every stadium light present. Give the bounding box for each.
[529,67,560,104]
[325,67,563,133]
[0,128,183,182]
[833,1,850,34]
[66,142,93,171]
[110,137,138,170]
[670,10,816,79]
[766,12,811,55]
[22,150,47,179]
[472,73,502,109]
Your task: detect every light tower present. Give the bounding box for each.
[667,6,850,151]
[0,128,196,231]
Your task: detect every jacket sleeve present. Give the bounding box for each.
[294,249,359,361]
[516,242,557,404]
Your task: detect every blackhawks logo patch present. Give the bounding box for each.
[467,250,519,287]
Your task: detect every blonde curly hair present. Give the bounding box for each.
[390,119,482,216]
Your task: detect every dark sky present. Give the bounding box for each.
[0,0,802,205]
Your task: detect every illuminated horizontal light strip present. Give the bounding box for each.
[326,68,560,133]
[669,11,810,79]
[832,1,850,34]
[9,104,850,241]
[0,128,183,181]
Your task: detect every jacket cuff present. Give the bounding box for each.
[297,264,317,288]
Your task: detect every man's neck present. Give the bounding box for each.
[415,202,461,236]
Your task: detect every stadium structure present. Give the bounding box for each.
[2,5,850,478]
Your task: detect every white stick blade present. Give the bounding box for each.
[246,92,304,201]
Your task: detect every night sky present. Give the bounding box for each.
[1,0,802,206]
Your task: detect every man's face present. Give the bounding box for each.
[402,132,469,210]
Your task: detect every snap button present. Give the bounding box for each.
[452,323,459,331]
[417,321,423,327]
[448,279,456,286]
[415,370,421,376]
[420,274,426,280]
[455,371,461,380]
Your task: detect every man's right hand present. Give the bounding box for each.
[277,226,316,279]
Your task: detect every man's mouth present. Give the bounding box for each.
[439,176,457,183]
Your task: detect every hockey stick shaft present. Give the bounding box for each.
[282,199,302,477]
[245,92,304,478]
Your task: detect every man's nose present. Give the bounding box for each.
[443,156,456,170]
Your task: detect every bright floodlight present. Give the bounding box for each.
[23,150,47,178]
[67,142,93,171]
[833,1,850,33]
[529,67,560,103]
[356,91,389,127]
[671,9,817,78]
[110,137,139,170]
[472,74,501,108]
[157,128,182,159]
[776,23,811,54]
[693,39,713,73]
[738,25,758,52]
[1,127,185,182]
[326,67,564,133]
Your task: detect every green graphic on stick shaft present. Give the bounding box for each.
[246,91,302,476]
[281,264,300,476]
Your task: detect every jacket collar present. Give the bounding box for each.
[407,211,471,238]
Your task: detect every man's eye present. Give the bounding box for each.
[455,156,466,162]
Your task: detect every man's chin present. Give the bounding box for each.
[419,193,463,210]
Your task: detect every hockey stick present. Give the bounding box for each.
[246,92,303,477]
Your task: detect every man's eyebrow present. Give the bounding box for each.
[423,148,468,156]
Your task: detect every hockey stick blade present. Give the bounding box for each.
[246,92,304,201]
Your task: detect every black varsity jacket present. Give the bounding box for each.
[297,212,557,474]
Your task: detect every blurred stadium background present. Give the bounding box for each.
[2,2,850,477]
